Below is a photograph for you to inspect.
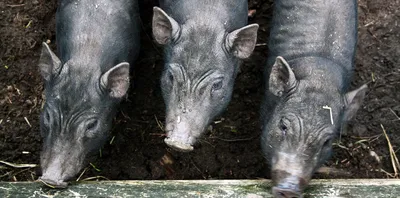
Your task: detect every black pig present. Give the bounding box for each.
[152,0,259,152]
[38,0,140,187]
[261,0,367,197]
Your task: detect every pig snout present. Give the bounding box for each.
[39,162,69,188]
[39,151,81,188]
[271,170,307,198]
[164,120,196,152]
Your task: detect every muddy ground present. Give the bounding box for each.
[0,0,399,182]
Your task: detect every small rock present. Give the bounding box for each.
[25,99,33,105]
[352,125,368,136]
[348,142,353,148]
[369,150,381,164]
[248,9,257,18]
[7,85,13,91]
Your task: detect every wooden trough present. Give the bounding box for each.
[0,179,399,197]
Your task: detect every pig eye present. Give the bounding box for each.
[198,86,206,96]
[86,120,99,131]
[41,111,51,137]
[323,137,333,148]
[167,70,174,83]
[279,118,289,134]
[211,80,223,91]
[43,111,51,126]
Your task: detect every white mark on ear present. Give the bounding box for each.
[323,105,334,125]
[177,116,181,124]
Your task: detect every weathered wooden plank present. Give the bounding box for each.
[0,179,399,198]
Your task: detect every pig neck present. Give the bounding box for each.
[163,0,248,32]
[53,59,103,90]
[287,56,349,93]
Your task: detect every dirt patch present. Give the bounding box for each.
[0,0,399,182]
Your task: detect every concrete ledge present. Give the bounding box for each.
[0,179,399,197]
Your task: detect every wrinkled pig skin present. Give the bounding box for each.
[261,0,368,197]
[38,0,140,188]
[152,0,259,152]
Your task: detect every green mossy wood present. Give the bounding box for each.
[0,179,399,197]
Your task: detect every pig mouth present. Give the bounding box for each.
[39,177,68,188]
[272,186,303,198]
[164,137,194,152]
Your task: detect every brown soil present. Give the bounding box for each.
[0,0,399,182]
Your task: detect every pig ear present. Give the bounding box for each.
[268,56,297,97]
[38,42,62,82]
[343,84,368,121]
[152,7,180,45]
[226,24,259,59]
[100,63,130,99]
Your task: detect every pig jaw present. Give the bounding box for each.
[164,134,195,152]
